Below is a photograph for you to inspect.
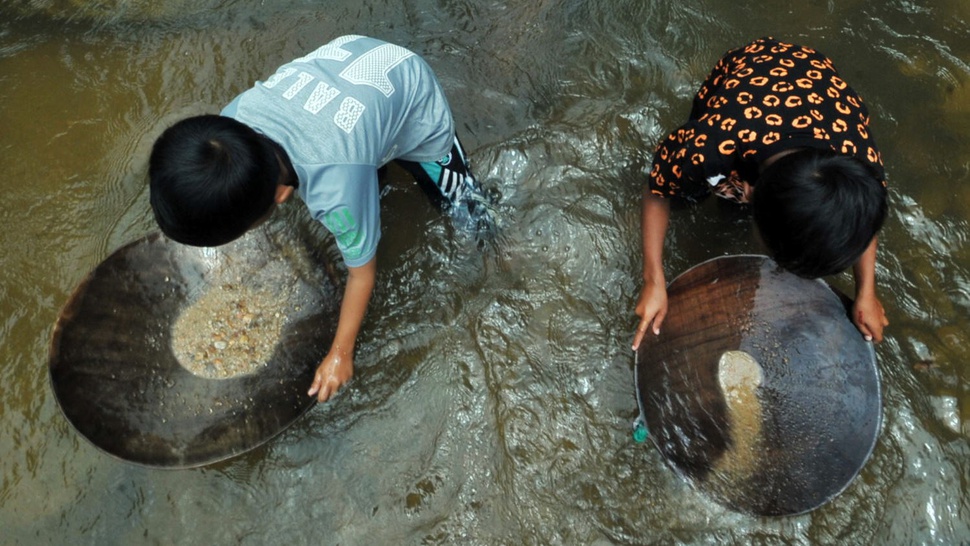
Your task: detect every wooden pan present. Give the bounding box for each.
[635,255,881,516]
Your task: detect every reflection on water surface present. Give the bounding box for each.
[1,0,968,544]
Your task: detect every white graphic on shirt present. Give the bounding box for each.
[282,72,315,99]
[262,37,415,133]
[304,82,341,114]
[292,35,361,64]
[261,67,297,89]
[334,97,365,134]
[339,43,414,98]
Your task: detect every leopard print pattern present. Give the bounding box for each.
[648,37,885,202]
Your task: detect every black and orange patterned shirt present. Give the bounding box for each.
[647,37,886,203]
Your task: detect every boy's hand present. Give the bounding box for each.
[308,347,354,402]
[633,279,668,350]
[851,238,887,343]
[853,292,888,343]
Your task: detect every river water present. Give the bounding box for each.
[1,0,968,544]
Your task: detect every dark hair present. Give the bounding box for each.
[148,115,280,246]
[752,148,887,278]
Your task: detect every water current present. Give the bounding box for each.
[1,0,968,543]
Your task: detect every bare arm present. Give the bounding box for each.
[308,257,376,402]
[851,237,888,342]
[633,192,671,350]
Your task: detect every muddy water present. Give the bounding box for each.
[1,0,968,544]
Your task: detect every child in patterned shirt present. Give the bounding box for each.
[633,37,889,350]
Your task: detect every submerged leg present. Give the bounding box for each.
[395,136,497,237]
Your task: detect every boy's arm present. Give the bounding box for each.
[851,236,888,342]
[633,192,671,350]
[308,257,376,402]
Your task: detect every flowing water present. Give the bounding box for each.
[2,0,969,544]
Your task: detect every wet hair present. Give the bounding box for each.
[148,115,280,247]
[752,148,887,278]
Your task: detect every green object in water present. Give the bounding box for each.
[633,420,648,443]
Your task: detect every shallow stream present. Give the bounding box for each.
[1,0,968,543]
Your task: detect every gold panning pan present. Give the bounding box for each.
[635,255,881,516]
[49,228,338,468]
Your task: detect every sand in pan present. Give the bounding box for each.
[171,282,290,379]
[709,350,765,493]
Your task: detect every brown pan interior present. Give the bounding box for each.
[636,255,881,516]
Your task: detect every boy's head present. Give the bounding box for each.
[752,148,887,278]
[149,115,282,247]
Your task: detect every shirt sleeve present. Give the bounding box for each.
[647,120,732,202]
[298,164,381,268]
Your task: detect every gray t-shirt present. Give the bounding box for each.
[222,35,456,267]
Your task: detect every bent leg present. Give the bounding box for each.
[395,136,495,234]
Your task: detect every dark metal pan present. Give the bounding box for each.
[49,229,338,468]
[635,255,881,516]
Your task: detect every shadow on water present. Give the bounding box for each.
[1,0,969,544]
